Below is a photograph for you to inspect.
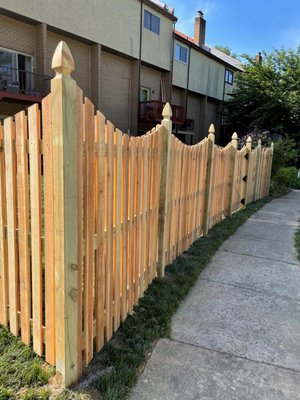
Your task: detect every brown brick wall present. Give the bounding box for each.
[47,31,92,98]
[0,14,36,57]
[100,51,131,132]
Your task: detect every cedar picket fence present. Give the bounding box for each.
[0,41,274,385]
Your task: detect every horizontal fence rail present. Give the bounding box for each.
[0,41,274,386]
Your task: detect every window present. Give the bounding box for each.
[144,10,160,34]
[225,69,234,85]
[140,87,151,101]
[175,44,188,64]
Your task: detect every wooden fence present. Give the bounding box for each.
[0,42,274,385]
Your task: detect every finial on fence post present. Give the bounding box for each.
[50,40,80,386]
[231,132,238,149]
[258,139,262,148]
[208,123,215,140]
[51,41,75,77]
[157,103,172,278]
[162,102,173,134]
[271,141,274,151]
[246,136,252,151]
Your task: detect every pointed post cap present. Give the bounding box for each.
[271,141,274,150]
[231,132,238,149]
[258,139,262,148]
[246,136,252,150]
[51,41,75,77]
[162,102,172,120]
[208,123,215,141]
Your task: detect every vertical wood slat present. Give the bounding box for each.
[4,117,19,336]
[76,86,84,375]
[135,138,142,302]
[95,111,105,352]
[28,104,43,356]
[122,134,129,320]
[0,124,8,327]
[42,95,56,366]
[128,137,136,312]
[15,111,31,346]
[83,99,95,365]
[106,121,114,340]
[114,129,122,331]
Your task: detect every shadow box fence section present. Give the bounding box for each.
[0,41,274,386]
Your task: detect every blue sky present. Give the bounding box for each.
[170,0,300,56]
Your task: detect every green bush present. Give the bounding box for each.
[270,167,300,197]
[269,138,299,197]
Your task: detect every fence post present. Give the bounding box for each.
[228,132,238,215]
[157,103,172,278]
[254,139,262,201]
[266,142,274,195]
[243,136,252,207]
[203,124,215,236]
[51,41,80,385]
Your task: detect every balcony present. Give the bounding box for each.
[139,101,185,126]
[0,65,51,103]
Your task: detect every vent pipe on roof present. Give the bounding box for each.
[194,10,206,46]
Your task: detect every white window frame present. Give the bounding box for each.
[140,87,151,102]
[175,43,189,64]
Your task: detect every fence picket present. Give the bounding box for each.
[0,123,8,328]
[42,94,56,366]
[4,117,19,336]
[15,111,31,345]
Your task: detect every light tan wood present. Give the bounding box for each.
[228,133,238,215]
[51,41,79,385]
[0,124,8,327]
[95,111,105,352]
[106,120,114,340]
[114,129,122,330]
[203,124,215,235]
[42,94,56,366]
[128,137,136,311]
[15,111,31,346]
[4,117,18,336]
[122,133,129,320]
[28,104,43,356]
[157,104,172,278]
[83,98,95,365]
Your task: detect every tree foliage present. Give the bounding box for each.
[214,44,238,60]
[226,48,300,144]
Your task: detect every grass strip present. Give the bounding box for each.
[0,326,53,399]
[295,220,300,262]
[60,197,270,400]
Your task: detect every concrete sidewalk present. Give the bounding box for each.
[130,191,300,400]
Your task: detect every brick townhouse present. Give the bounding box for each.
[0,0,242,143]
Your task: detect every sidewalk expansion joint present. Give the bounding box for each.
[168,337,300,375]
[220,249,299,266]
[199,277,300,303]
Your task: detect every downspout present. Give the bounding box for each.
[169,20,176,104]
[137,0,143,136]
[185,43,191,121]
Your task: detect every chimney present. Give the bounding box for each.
[255,52,262,65]
[194,11,206,46]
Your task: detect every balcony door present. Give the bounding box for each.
[0,49,32,94]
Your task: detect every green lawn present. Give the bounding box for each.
[0,327,53,399]
[0,197,270,400]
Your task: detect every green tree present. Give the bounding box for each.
[226,47,300,144]
[214,45,239,59]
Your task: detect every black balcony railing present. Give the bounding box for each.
[139,101,185,125]
[0,65,51,99]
